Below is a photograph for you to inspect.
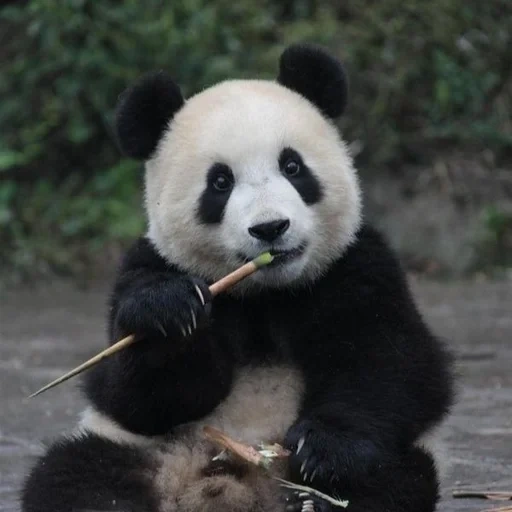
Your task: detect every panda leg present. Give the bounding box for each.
[21,433,158,512]
[336,445,439,512]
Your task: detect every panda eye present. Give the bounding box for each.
[212,173,233,192]
[283,158,301,177]
[207,163,234,193]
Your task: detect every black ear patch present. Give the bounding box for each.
[278,44,348,119]
[115,71,184,160]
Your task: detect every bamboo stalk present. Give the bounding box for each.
[273,478,349,508]
[203,425,290,469]
[28,252,274,398]
[209,253,272,295]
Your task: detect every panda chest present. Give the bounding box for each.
[191,365,304,446]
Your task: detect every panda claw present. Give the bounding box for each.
[296,436,305,455]
[310,468,318,483]
[179,324,187,337]
[190,309,197,330]
[155,321,167,338]
[194,284,206,306]
[302,500,315,512]
[285,491,328,512]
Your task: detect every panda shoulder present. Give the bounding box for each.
[343,223,404,274]
[331,223,414,303]
[117,236,176,275]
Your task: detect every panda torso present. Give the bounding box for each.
[78,364,303,512]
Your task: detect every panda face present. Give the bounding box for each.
[145,80,361,291]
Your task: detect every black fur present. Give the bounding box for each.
[284,445,440,512]
[279,147,323,204]
[83,238,231,436]
[21,224,454,512]
[21,433,158,512]
[197,163,235,224]
[278,44,348,118]
[115,71,184,160]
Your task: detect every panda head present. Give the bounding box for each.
[115,44,362,292]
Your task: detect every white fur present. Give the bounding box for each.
[175,365,304,445]
[76,407,162,446]
[80,366,303,448]
[154,439,285,512]
[145,79,362,292]
[79,365,303,512]
[156,366,303,512]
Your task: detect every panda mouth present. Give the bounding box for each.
[239,244,307,268]
[268,247,305,267]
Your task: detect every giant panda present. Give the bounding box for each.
[21,44,454,512]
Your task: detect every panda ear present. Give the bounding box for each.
[277,44,348,119]
[115,71,184,160]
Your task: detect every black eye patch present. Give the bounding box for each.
[197,163,234,224]
[279,148,323,205]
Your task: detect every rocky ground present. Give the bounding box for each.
[1,278,511,512]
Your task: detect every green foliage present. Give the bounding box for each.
[335,0,512,167]
[1,0,511,277]
[0,0,337,180]
[0,161,145,279]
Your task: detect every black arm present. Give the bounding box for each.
[284,226,455,490]
[83,237,235,436]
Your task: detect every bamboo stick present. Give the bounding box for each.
[28,252,274,398]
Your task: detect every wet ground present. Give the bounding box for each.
[1,278,511,511]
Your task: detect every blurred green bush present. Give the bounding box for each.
[1,0,511,278]
[337,0,512,167]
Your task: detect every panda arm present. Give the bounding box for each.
[285,226,454,489]
[83,236,235,436]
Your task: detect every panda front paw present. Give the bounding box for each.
[114,275,212,343]
[284,490,332,512]
[284,419,384,490]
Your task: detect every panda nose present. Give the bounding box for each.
[248,219,290,242]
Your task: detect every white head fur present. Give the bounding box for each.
[145,79,361,292]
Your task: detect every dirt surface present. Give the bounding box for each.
[1,278,511,511]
